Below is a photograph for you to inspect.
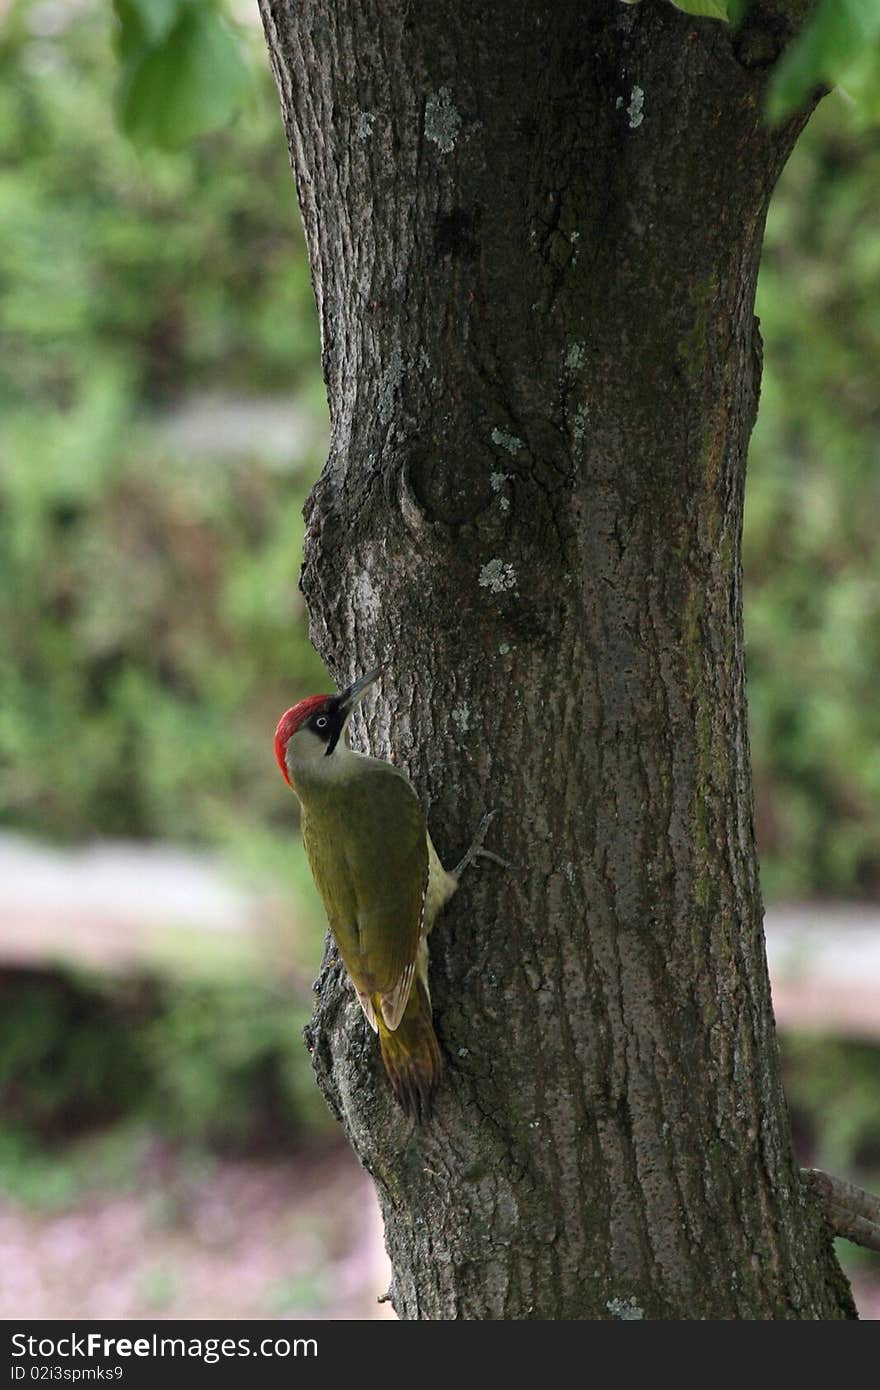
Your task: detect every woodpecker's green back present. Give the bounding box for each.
[299,759,428,1018]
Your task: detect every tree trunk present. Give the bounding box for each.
[259,0,855,1319]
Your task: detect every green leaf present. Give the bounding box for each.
[768,0,880,121]
[668,0,731,20]
[838,42,880,123]
[113,0,182,59]
[118,5,252,149]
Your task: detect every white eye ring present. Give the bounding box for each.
[316,716,328,729]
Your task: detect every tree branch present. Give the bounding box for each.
[802,1169,880,1255]
[733,0,818,70]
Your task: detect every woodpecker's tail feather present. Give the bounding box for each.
[376,978,442,1121]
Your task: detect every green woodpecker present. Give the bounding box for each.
[274,668,501,1118]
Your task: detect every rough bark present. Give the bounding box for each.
[259,0,856,1319]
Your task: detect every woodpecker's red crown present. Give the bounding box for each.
[274,668,382,786]
[274,696,331,785]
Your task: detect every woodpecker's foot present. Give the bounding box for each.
[453,810,510,878]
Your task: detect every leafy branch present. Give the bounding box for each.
[625,1,880,122]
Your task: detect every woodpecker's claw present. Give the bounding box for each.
[453,810,510,878]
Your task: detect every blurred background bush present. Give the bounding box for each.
[0,0,877,1317]
[748,118,880,903]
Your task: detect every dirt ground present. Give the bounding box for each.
[0,1141,391,1321]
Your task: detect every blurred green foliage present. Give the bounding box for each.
[783,1031,880,1282]
[0,968,330,1155]
[0,2,325,848]
[783,1033,880,1179]
[112,0,252,149]
[0,2,329,1154]
[767,0,880,124]
[0,1121,145,1211]
[747,98,880,900]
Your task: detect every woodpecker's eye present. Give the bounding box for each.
[316,716,328,729]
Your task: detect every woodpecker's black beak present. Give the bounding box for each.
[335,667,382,719]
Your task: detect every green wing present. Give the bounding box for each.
[301,762,428,1029]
